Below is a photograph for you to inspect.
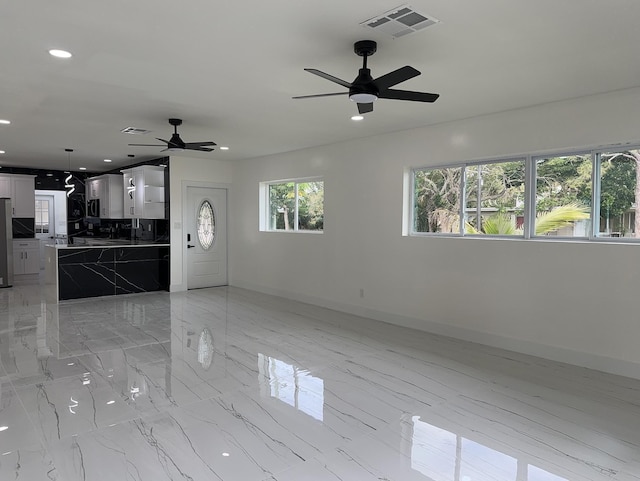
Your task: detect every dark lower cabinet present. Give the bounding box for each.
[115,247,170,295]
[58,246,169,300]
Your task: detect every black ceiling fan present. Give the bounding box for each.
[128,118,216,152]
[293,40,439,114]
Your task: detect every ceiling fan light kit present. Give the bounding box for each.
[293,40,439,115]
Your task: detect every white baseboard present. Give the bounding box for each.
[169,283,187,292]
[231,280,640,380]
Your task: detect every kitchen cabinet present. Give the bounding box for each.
[0,177,10,199]
[86,174,124,218]
[87,178,100,200]
[13,239,40,275]
[0,174,35,217]
[121,166,165,219]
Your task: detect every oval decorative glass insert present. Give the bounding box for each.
[197,200,215,250]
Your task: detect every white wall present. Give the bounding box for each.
[228,86,640,379]
[169,156,232,291]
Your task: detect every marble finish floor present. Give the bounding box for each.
[0,283,639,480]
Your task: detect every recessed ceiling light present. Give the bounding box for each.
[79,167,87,171]
[0,426,8,432]
[351,115,364,121]
[220,146,229,151]
[49,49,72,58]
[46,173,53,177]
[0,151,5,154]
[104,159,112,163]
[0,120,10,125]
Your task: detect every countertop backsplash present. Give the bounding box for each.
[69,218,168,244]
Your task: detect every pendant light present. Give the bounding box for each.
[64,148,75,197]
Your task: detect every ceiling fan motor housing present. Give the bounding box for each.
[349,68,378,103]
[169,133,185,148]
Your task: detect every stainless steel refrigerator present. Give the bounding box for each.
[0,198,13,287]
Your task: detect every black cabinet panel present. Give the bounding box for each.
[115,247,169,294]
[58,248,116,300]
[57,246,169,300]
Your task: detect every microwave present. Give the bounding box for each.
[87,199,100,217]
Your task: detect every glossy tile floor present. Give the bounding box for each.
[1,282,640,480]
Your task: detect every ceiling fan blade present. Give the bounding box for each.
[292,92,349,99]
[128,143,166,147]
[184,141,217,147]
[156,138,171,143]
[378,89,440,103]
[305,69,352,88]
[185,146,214,152]
[357,102,374,114]
[373,66,421,91]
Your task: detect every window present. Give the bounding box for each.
[35,199,50,234]
[534,154,591,238]
[197,200,215,250]
[264,179,324,232]
[413,160,525,236]
[409,143,640,243]
[464,160,525,236]
[596,149,640,238]
[413,167,462,234]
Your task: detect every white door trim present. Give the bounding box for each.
[177,180,231,292]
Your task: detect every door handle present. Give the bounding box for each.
[187,244,195,249]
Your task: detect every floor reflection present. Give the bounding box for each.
[410,416,568,481]
[258,354,324,421]
[1,284,639,480]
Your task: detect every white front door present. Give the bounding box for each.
[186,187,227,289]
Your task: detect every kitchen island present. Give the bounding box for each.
[45,242,169,301]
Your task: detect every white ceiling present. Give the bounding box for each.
[1,0,640,173]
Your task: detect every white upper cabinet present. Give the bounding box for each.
[86,174,124,218]
[121,165,165,219]
[0,174,35,218]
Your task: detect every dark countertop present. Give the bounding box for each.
[47,240,170,249]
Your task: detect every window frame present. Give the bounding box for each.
[411,157,526,239]
[410,165,465,236]
[463,158,527,238]
[409,143,640,244]
[35,199,50,234]
[530,150,593,240]
[260,177,324,233]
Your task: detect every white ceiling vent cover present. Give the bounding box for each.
[361,5,439,38]
[120,127,151,135]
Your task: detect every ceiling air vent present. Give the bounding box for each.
[361,5,439,38]
[120,127,151,135]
